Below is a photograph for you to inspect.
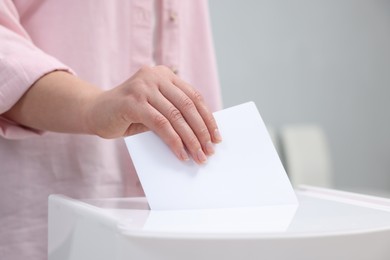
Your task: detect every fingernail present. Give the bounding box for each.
[214,129,222,143]
[179,148,189,161]
[205,141,215,155]
[196,148,207,164]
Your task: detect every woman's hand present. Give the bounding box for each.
[4,66,221,164]
[85,65,222,164]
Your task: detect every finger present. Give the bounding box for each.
[159,82,215,157]
[138,103,190,162]
[171,77,222,143]
[148,92,208,164]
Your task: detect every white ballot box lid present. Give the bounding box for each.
[48,187,390,260]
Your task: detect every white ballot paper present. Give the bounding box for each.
[125,102,298,210]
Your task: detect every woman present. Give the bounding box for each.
[0,1,222,259]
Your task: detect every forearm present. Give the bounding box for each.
[3,71,101,134]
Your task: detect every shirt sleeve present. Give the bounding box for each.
[0,0,74,139]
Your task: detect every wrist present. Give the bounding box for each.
[81,87,104,136]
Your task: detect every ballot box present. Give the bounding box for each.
[48,186,390,260]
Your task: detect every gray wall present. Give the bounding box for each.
[209,0,390,192]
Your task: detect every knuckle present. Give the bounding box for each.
[137,66,159,84]
[125,78,146,94]
[153,114,169,130]
[154,65,174,79]
[139,65,152,74]
[168,107,183,123]
[155,65,171,73]
[192,90,204,103]
[128,80,157,100]
[180,96,195,112]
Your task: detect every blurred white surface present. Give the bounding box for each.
[48,188,390,260]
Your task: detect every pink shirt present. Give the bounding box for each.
[0,0,221,259]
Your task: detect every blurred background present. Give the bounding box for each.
[209,0,390,194]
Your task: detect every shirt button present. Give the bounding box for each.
[169,11,178,23]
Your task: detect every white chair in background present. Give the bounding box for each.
[279,125,333,188]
